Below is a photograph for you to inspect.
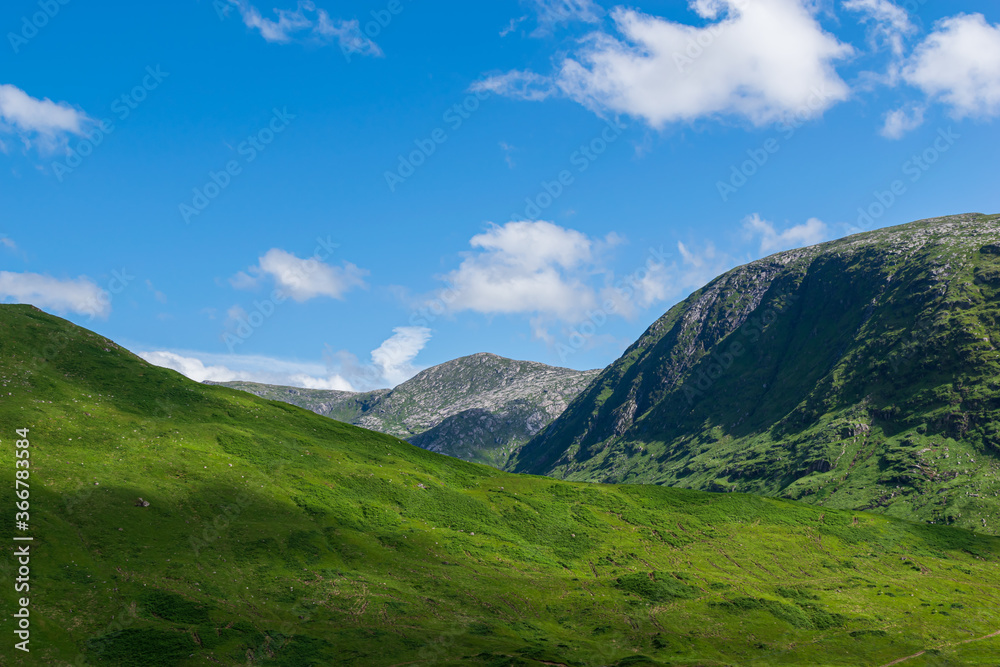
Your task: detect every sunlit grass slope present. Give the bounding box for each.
[0,305,998,666]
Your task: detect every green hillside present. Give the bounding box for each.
[515,214,1000,535]
[214,354,599,468]
[2,304,1000,666]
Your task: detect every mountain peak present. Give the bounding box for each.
[216,350,600,467]
[515,213,1000,535]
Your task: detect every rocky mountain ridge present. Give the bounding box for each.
[214,352,600,466]
[515,213,1000,534]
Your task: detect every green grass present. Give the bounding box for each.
[1,305,1000,665]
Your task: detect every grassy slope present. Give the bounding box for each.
[0,305,999,666]
[516,214,1000,534]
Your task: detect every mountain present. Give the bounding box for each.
[214,353,600,467]
[5,304,1000,666]
[515,213,1000,535]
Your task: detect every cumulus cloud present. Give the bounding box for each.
[902,13,1000,120]
[223,0,382,55]
[232,248,368,302]
[427,220,707,350]
[743,214,829,254]
[370,326,432,386]
[138,350,356,390]
[476,0,853,127]
[444,221,600,321]
[0,83,90,152]
[0,271,110,319]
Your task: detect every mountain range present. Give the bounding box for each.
[214,353,599,467]
[219,214,1000,537]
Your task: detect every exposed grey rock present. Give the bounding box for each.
[210,353,599,468]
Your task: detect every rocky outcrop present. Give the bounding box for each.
[212,353,599,467]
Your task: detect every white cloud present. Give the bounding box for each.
[224,0,382,55]
[138,350,355,390]
[594,239,734,324]
[232,248,368,302]
[444,221,599,321]
[0,237,16,251]
[140,326,432,393]
[843,0,915,57]
[631,258,673,307]
[370,326,432,386]
[529,0,603,35]
[675,240,733,291]
[500,16,528,37]
[902,13,1000,120]
[471,70,557,102]
[880,103,924,139]
[0,84,90,151]
[477,0,853,127]
[743,213,829,254]
[0,271,110,319]
[432,220,713,346]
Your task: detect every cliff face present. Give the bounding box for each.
[514,213,1000,534]
[214,353,599,466]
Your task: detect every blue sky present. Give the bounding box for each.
[2,0,999,390]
